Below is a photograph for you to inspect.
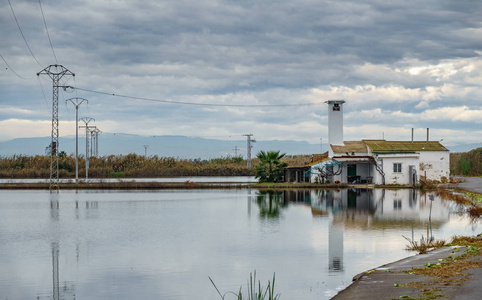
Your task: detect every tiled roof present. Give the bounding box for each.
[362,140,449,152]
[331,141,368,153]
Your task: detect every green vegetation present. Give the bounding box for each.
[209,271,280,300]
[254,151,288,183]
[450,147,482,176]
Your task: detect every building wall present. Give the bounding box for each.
[418,151,450,181]
[377,154,420,185]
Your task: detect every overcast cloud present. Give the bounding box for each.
[1,0,481,149]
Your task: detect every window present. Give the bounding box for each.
[393,163,402,173]
[394,199,402,210]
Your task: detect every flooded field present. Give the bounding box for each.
[0,188,477,299]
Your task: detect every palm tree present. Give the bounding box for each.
[255,150,288,182]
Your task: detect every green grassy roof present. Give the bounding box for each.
[363,140,449,152]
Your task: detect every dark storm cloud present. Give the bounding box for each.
[1,0,482,145]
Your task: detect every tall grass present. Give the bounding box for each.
[209,271,280,300]
[0,154,312,178]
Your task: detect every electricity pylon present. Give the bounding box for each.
[37,65,75,190]
[143,145,149,157]
[66,98,87,184]
[79,117,94,179]
[93,128,101,157]
[89,127,100,157]
[243,134,256,168]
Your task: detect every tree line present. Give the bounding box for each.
[450,147,482,177]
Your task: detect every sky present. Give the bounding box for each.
[1,0,481,149]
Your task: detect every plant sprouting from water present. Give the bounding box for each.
[209,271,280,300]
[403,235,446,254]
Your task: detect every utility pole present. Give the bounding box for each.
[80,117,94,179]
[233,146,239,157]
[143,145,149,157]
[243,134,256,168]
[66,98,87,184]
[37,65,75,190]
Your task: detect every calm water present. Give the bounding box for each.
[0,188,477,299]
[0,176,257,184]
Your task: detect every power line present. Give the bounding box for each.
[0,52,35,80]
[38,0,58,64]
[72,87,325,107]
[7,0,43,68]
[37,76,52,114]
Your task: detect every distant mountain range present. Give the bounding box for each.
[0,135,322,158]
[0,135,479,158]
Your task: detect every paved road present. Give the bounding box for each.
[332,246,482,300]
[454,176,482,194]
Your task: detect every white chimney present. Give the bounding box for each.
[326,100,345,157]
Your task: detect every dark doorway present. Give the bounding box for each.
[347,164,358,183]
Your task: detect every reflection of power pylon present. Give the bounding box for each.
[52,242,60,300]
[37,65,75,190]
[48,195,76,300]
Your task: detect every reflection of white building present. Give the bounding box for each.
[306,188,452,272]
[373,189,450,223]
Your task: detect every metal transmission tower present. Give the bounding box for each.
[37,65,75,190]
[143,145,149,157]
[233,146,239,157]
[79,117,94,179]
[66,98,87,184]
[89,127,98,157]
[89,127,101,157]
[93,128,101,157]
[243,134,256,168]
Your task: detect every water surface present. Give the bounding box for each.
[0,189,477,299]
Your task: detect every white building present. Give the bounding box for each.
[309,101,450,185]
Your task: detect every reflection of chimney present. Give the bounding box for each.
[326,100,346,157]
[329,219,344,271]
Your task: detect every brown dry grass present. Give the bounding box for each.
[0,154,314,179]
[404,236,447,254]
[408,236,482,278]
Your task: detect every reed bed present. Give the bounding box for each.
[0,154,313,179]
